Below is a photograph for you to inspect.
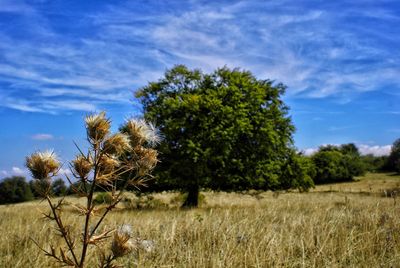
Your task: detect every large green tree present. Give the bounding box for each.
[136,65,311,206]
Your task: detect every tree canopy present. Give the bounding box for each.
[311,143,365,183]
[136,65,313,206]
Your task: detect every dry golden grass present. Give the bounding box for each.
[312,172,400,194]
[1,173,400,267]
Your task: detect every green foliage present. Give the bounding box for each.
[124,193,168,209]
[0,176,33,204]
[361,155,388,172]
[136,65,310,206]
[279,153,315,192]
[312,143,365,183]
[93,192,113,205]
[387,138,400,173]
[51,178,67,196]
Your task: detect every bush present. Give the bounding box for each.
[361,155,388,172]
[311,144,366,184]
[279,153,315,192]
[93,192,114,205]
[123,194,168,209]
[0,176,33,204]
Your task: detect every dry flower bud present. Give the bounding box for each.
[97,155,120,184]
[72,155,92,178]
[111,225,136,257]
[26,150,60,180]
[136,147,158,175]
[123,118,161,147]
[103,133,131,155]
[85,112,111,143]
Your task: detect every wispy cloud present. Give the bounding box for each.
[0,0,399,113]
[0,170,8,177]
[0,166,29,178]
[328,125,360,132]
[0,0,34,14]
[31,133,54,140]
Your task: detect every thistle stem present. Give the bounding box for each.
[89,173,136,237]
[79,146,101,267]
[46,196,79,266]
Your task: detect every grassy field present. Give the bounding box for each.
[1,173,400,267]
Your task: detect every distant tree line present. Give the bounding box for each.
[300,140,400,184]
[1,140,399,205]
[0,176,67,205]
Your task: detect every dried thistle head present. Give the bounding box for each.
[26,150,60,180]
[97,155,120,184]
[103,133,131,156]
[111,225,136,258]
[123,118,161,147]
[72,155,92,178]
[85,112,111,143]
[136,147,158,175]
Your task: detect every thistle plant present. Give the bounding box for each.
[26,112,159,268]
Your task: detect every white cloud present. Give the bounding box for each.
[32,133,54,140]
[0,0,34,13]
[358,144,391,157]
[302,148,318,156]
[11,166,26,175]
[302,144,392,157]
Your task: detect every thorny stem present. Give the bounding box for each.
[79,144,101,268]
[89,172,137,237]
[46,196,79,266]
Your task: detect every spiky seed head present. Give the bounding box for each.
[111,225,136,257]
[136,147,158,175]
[144,122,162,147]
[26,150,60,180]
[85,112,111,143]
[97,155,120,184]
[72,155,92,178]
[123,118,161,147]
[103,133,131,156]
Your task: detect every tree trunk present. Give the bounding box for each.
[182,184,199,208]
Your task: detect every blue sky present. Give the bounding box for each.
[0,0,399,179]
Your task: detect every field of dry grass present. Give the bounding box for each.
[312,172,400,195]
[1,173,400,267]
